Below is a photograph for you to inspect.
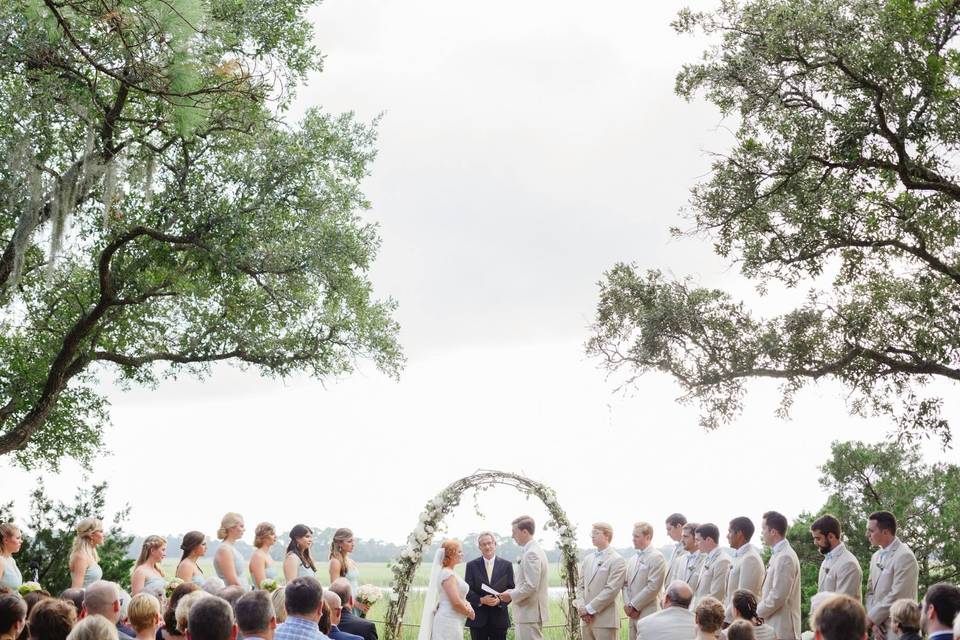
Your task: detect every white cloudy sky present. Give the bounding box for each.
[2,0,957,551]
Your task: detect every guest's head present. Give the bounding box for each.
[66,615,117,640]
[163,583,200,637]
[283,577,323,622]
[253,524,276,551]
[922,583,960,635]
[665,514,687,542]
[82,582,122,624]
[591,523,613,550]
[890,598,921,638]
[59,590,85,618]
[29,597,76,640]
[953,611,960,640]
[866,511,897,548]
[0,593,28,640]
[440,540,462,568]
[695,523,720,553]
[235,591,275,640]
[761,511,788,547]
[631,523,652,551]
[127,594,161,635]
[269,589,286,624]
[201,578,225,596]
[681,523,699,553]
[727,517,755,550]
[662,581,693,609]
[186,597,236,640]
[0,524,23,556]
[727,620,756,640]
[136,536,167,573]
[218,587,243,612]
[217,514,244,542]
[175,592,211,635]
[322,591,342,628]
[72,519,104,562]
[22,591,51,624]
[477,532,497,560]
[695,597,725,635]
[286,525,316,572]
[812,595,867,640]
[811,515,843,556]
[180,532,207,562]
[732,589,761,623]
[328,579,352,611]
[510,517,535,545]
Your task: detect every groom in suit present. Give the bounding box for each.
[465,532,515,640]
[498,516,549,640]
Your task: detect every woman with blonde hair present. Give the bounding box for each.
[213,513,249,590]
[283,525,316,581]
[328,528,363,614]
[0,524,23,590]
[418,540,474,640]
[66,614,118,640]
[131,536,167,595]
[175,531,206,585]
[271,588,287,624]
[249,523,279,589]
[69,518,105,588]
[890,598,922,640]
[695,597,725,640]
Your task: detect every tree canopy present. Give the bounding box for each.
[587,0,960,442]
[0,0,402,467]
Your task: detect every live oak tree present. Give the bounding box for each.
[587,0,960,443]
[0,0,402,467]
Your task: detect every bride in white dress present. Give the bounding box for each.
[418,540,475,640]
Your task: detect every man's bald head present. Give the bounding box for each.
[83,581,122,623]
[322,591,342,627]
[328,579,353,608]
[664,580,694,609]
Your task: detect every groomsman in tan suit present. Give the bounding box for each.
[622,522,667,640]
[664,514,687,584]
[865,511,919,640]
[499,516,549,640]
[693,523,732,606]
[757,511,801,640]
[724,516,765,622]
[810,514,862,601]
[679,523,705,596]
[575,523,626,640]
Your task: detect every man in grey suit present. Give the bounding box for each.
[725,516,765,623]
[623,522,667,639]
[635,581,695,640]
[499,516,549,640]
[575,522,626,640]
[757,511,801,640]
[811,514,863,601]
[865,511,919,640]
[694,523,732,607]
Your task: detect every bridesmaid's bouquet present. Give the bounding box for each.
[165,578,184,599]
[18,582,42,595]
[260,579,280,593]
[355,584,383,608]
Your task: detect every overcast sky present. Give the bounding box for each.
[2,0,957,553]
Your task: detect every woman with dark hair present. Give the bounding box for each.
[159,582,200,640]
[282,525,316,581]
[727,590,776,640]
[18,592,50,640]
[132,536,167,595]
[58,590,84,618]
[175,532,206,585]
[29,598,77,640]
[0,593,27,640]
[248,523,279,589]
[328,528,364,615]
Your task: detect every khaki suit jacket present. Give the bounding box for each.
[508,540,550,624]
[725,544,765,620]
[635,605,695,640]
[866,538,918,637]
[575,548,626,629]
[817,543,863,602]
[757,540,801,640]
[623,547,667,619]
[682,552,706,595]
[694,548,732,606]
[665,543,687,584]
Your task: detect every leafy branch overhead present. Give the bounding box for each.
[588,0,960,443]
[0,0,403,467]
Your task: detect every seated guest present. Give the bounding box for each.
[726,620,756,640]
[890,599,921,640]
[67,616,119,640]
[921,583,960,640]
[1,593,28,640]
[327,581,374,640]
[269,591,286,625]
[186,598,236,640]
[60,590,85,618]
[82,582,132,640]
[235,591,276,640]
[729,590,776,640]
[636,581,695,640]
[200,580,225,598]
[274,578,326,640]
[22,591,52,640]
[811,595,867,640]
[320,591,360,640]
[29,598,77,640]
[127,595,162,640]
[695,598,725,640]
[175,594,211,639]
[217,588,243,613]
[161,584,200,640]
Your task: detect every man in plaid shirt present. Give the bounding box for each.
[276,577,330,640]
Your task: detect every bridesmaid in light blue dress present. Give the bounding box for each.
[176,531,207,585]
[283,524,317,581]
[249,523,280,589]
[132,535,167,594]
[0,523,23,590]
[329,528,365,617]
[214,513,250,590]
[69,517,105,588]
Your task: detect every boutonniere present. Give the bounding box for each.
[824,568,830,574]
[516,558,522,565]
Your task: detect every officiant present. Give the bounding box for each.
[465,531,516,640]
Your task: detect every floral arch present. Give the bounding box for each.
[384,470,581,640]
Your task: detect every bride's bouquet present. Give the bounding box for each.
[356,584,383,609]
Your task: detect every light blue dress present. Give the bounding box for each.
[345,563,362,616]
[83,562,103,588]
[215,543,250,590]
[0,555,22,590]
[264,563,279,580]
[143,575,167,596]
[287,553,315,578]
